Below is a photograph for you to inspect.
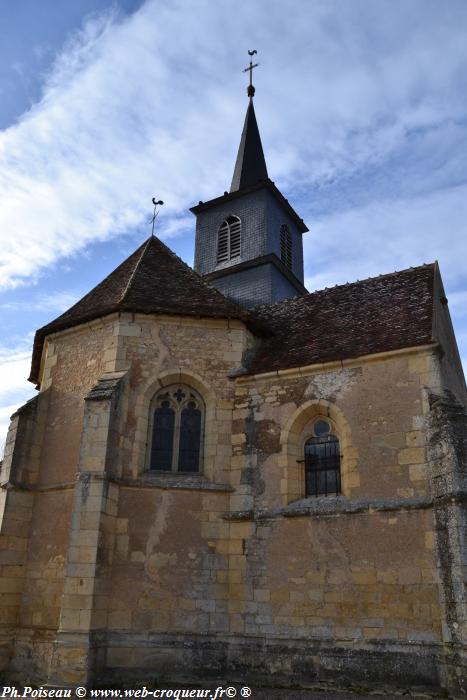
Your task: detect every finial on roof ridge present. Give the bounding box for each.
[150,197,164,237]
[243,50,258,98]
[230,53,268,192]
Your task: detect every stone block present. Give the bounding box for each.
[108,610,132,629]
[0,578,24,593]
[231,433,246,445]
[227,570,242,584]
[399,567,422,585]
[398,447,425,465]
[229,583,252,600]
[62,593,94,610]
[60,608,81,630]
[409,464,425,482]
[352,569,377,585]
[230,522,254,539]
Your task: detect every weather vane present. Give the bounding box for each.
[151,197,164,237]
[243,49,259,98]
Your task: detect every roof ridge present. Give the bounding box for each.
[253,261,437,313]
[119,237,152,305]
[312,261,436,295]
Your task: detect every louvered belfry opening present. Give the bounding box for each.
[304,420,341,497]
[217,215,241,264]
[280,224,292,269]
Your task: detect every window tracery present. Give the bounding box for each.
[149,385,204,473]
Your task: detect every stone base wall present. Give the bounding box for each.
[7,628,467,695]
[6,628,56,685]
[100,633,452,691]
[2,312,466,696]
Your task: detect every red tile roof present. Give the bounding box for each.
[28,236,262,384]
[245,263,436,375]
[28,234,436,386]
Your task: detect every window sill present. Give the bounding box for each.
[115,472,233,492]
[214,257,242,272]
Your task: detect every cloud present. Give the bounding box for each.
[0,343,35,399]
[0,342,36,456]
[0,291,80,313]
[0,0,466,290]
[448,290,467,317]
[303,183,467,292]
[0,0,466,445]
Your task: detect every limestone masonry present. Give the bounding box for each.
[1,79,467,696]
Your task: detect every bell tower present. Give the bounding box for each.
[191,52,308,309]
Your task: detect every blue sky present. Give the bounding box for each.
[1,0,466,448]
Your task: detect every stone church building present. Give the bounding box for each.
[1,77,467,695]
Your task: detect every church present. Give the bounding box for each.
[1,60,467,696]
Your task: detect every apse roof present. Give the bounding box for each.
[29,236,438,385]
[28,236,262,384]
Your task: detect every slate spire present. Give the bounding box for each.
[230,57,268,192]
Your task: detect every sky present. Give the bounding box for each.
[0,0,466,450]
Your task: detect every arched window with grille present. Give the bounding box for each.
[304,419,341,496]
[148,385,204,473]
[217,215,241,264]
[280,224,292,269]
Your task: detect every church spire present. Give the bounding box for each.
[230,51,268,193]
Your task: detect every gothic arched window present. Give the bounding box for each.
[280,224,292,269]
[149,385,204,473]
[304,419,341,496]
[217,215,241,264]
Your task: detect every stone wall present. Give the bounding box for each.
[2,313,255,684]
[1,317,117,681]
[221,350,444,679]
[2,312,466,694]
[98,344,456,690]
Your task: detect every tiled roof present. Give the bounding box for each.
[28,236,261,384]
[245,264,436,375]
[29,238,437,385]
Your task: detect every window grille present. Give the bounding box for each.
[280,224,292,269]
[304,419,341,496]
[217,216,241,264]
[149,386,203,473]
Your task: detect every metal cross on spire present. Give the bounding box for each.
[151,197,164,237]
[243,49,259,98]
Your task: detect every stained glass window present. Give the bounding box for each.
[150,401,174,471]
[149,387,203,473]
[178,402,202,472]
